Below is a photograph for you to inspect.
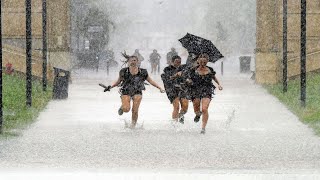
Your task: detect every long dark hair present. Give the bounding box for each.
[171,55,181,63]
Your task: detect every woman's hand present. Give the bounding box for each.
[170,72,182,80]
[186,79,193,84]
[169,76,175,80]
[218,85,223,90]
[160,88,166,93]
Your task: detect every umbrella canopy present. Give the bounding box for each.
[179,33,224,63]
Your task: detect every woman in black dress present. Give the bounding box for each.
[107,55,165,128]
[162,55,189,123]
[187,54,223,134]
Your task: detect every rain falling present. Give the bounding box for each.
[0,0,319,179]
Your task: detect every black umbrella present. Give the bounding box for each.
[179,33,224,63]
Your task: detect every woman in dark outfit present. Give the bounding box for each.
[108,55,165,128]
[187,54,223,134]
[162,55,189,123]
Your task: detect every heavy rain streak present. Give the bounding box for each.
[0,0,320,179]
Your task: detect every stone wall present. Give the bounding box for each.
[256,0,320,84]
[1,0,71,80]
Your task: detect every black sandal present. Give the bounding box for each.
[194,112,202,123]
[118,107,123,116]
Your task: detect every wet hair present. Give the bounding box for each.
[171,55,181,62]
[121,51,138,67]
[128,56,138,61]
[197,53,209,60]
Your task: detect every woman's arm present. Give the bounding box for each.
[146,76,165,93]
[110,75,122,89]
[102,75,122,92]
[213,76,223,90]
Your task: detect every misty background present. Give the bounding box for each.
[71,0,256,65]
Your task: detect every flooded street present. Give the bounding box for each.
[0,60,319,179]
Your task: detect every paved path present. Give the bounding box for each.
[0,62,320,178]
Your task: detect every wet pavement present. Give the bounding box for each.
[0,61,320,178]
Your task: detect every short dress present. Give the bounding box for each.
[189,66,216,100]
[119,67,148,97]
[161,65,190,103]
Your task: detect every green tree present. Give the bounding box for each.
[82,7,114,51]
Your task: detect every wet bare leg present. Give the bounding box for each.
[180,98,189,115]
[121,95,131,113]
[201,98,211,130]
[172,97,180,120]
[192,98,201,116]
[131,95,142,127]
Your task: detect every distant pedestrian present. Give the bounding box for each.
[133,49,144,67]
[187,53,223,134]
[166,48,178,65]
[186,52,198,68]
[105,49,115,74]
[149,49,161,74]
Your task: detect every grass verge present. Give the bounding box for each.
[1,73,52,136]
[264,72,320,135]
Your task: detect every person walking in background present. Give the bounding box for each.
[104,53,165,128]
[186,52,198,68]
[149,49,161,74]
[187,53,223,134]
[166,48,178,65]
[133,49,144,67]
[105,48,115,74]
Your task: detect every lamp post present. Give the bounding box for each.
[26,0,32,107]
[42,0,47,91]
[0,0,3,133]
[300,0,307,107]
[283,0,288,93]
[221,60,224,76]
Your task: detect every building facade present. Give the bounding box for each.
[2,0,71,79]
[256,0,320,84]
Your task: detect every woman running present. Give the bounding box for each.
[161,55,189,123]
[187,53,223,134]
[106,54,165,128]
